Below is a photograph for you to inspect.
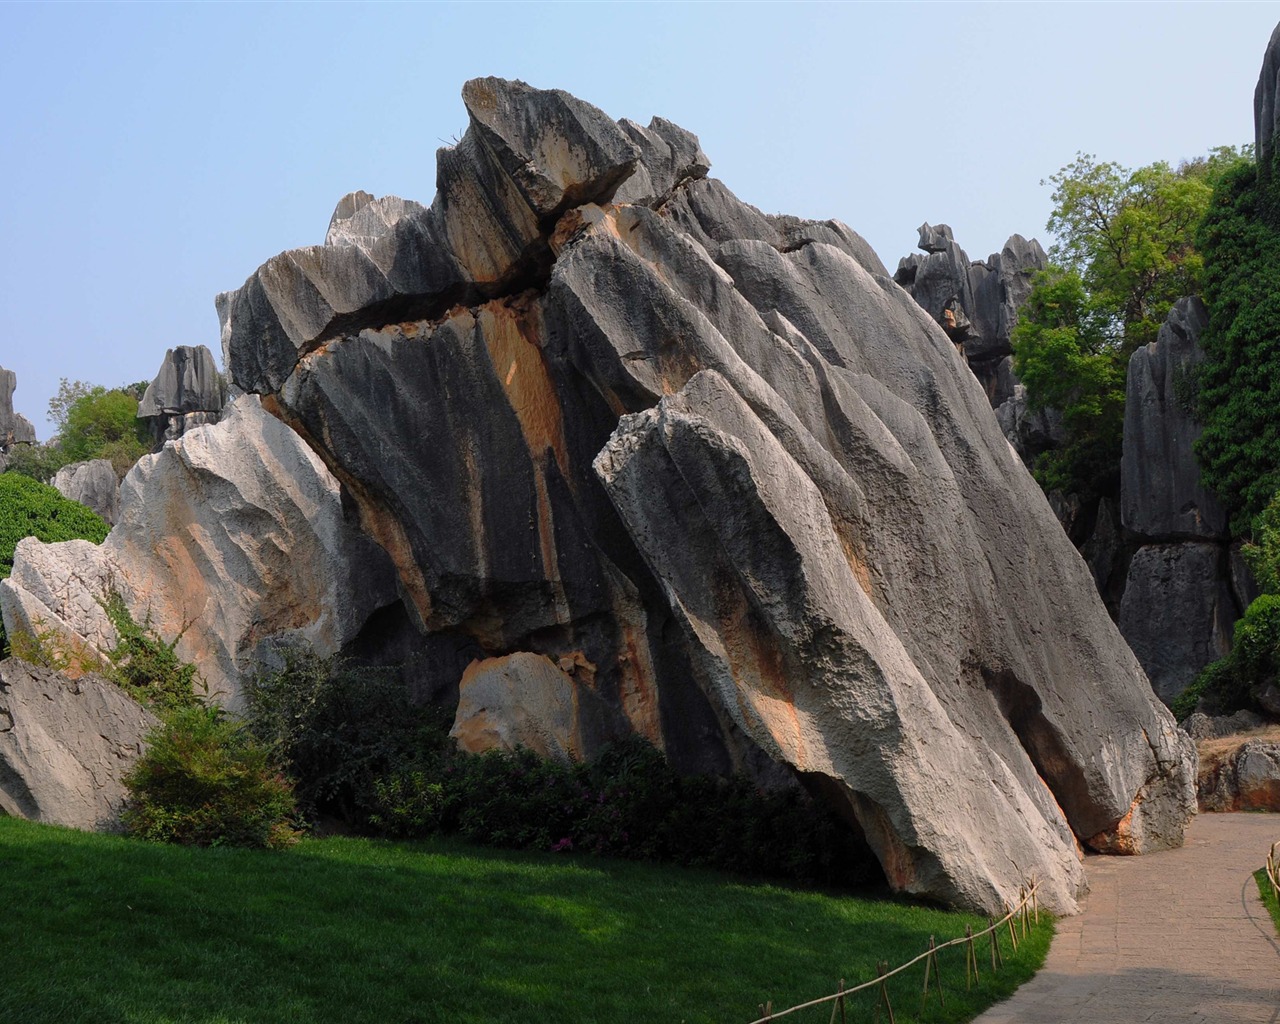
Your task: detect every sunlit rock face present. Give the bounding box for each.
[0,395,400,708]
[0,366,36,454]
[215,77,1195,914]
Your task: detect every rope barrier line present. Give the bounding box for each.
[1267,841,1279,902]
[743,880,1041,1024]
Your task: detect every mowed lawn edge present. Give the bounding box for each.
[0,817,1052,1024]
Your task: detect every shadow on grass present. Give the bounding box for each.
[0,819,1047,1024]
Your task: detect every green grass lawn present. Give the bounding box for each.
[0,817,1051,1024]
[1256,867,1280,936]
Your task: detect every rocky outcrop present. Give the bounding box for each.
[138,345,227,446]
[1197,738,1280,811]
[1258,21,1280,178]
[1121,298,1225,540]
[0,658,156,829]
[213,78,1195,915]
[0,366,37,452]
[894,224,1047,408]
[0,395,400,707]
[52,459,120,525]
[1117,298,1251,703]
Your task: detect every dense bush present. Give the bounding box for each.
[369,738,871,886]
[123,704,298,850]
[246,646,448,823]
[0,472,110,654]
[1194,160,1280,532]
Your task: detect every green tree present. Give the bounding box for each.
[58,386,150,474]
[1014,147,1250,499]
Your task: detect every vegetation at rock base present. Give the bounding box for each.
[247,646,874,887]
[122,705,299,851]
[0,816,1053,1024]
[0,472,109,654]
[1193,157,1280,532]
[1013,147,1251,502]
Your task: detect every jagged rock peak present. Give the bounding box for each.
[138,344,227,447]
[207,78,1195,914]
[894,226,1047,408]
[0,366,37,449]
[917,222,954,253]
[1257,20,1280,176]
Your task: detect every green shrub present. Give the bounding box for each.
[1177,596,1280,719]
[123,704,298,850]
[368,736,873,887]
[246,646,448,824]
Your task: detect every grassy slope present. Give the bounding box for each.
[0,817,1051,1024]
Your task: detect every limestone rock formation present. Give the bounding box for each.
[216,77,1196,914]
[1121,297,1226,540]
[0,658,156,830]
[1197,739,1280,812]
[1,395,400,707]
[894,224,1047,407]
[52,459,120,525]
[0,366,37,451]
[1116,299,1250,703]
[1258,20,1280,178]
[138,345,227,446]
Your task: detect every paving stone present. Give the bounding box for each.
[974,813,1280,1023]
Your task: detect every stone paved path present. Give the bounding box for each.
[976,813,1280,1024]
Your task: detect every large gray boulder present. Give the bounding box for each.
[138,345,227,446]
[0,658,156,830]
[1258,20,1280,178]
[216,78,1196,915]
[1121,297,1226,539]
[0,366,37,450]
[894,225,1047,407]
[52,459,120,525]
[1,395,400,708]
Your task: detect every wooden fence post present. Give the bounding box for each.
[875,961,895,1024]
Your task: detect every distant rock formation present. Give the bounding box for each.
[1,395,400,707]
[52,459,120,525]
[1117,297,1250,704]
[1258,20,1280,178]
[894,223,1047,409]
[137,345,227,446]
[202,77,1195,914]
[0,659,156,830]
[0,366,37,455]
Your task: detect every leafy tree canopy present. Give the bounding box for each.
[1014,146,1252,500]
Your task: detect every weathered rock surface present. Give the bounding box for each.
[1121,297,1226,539]
[1118,543,1235,705]
[1197,738,1280,811]
[138,344,227,446]
[451,651,616,763]
[1258,20,1280,178]
[213,78,1196,914]
[0,366,37,450]
[52,459,120,525]
[1,395,400,707]
[1184,709,1270,741]
[0,658,156,829]
[894,224,1047,407]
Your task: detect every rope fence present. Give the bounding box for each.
[745,880,1041,1024]
[1267,841,1279,904]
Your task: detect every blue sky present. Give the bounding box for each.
[2,2,1276,436]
